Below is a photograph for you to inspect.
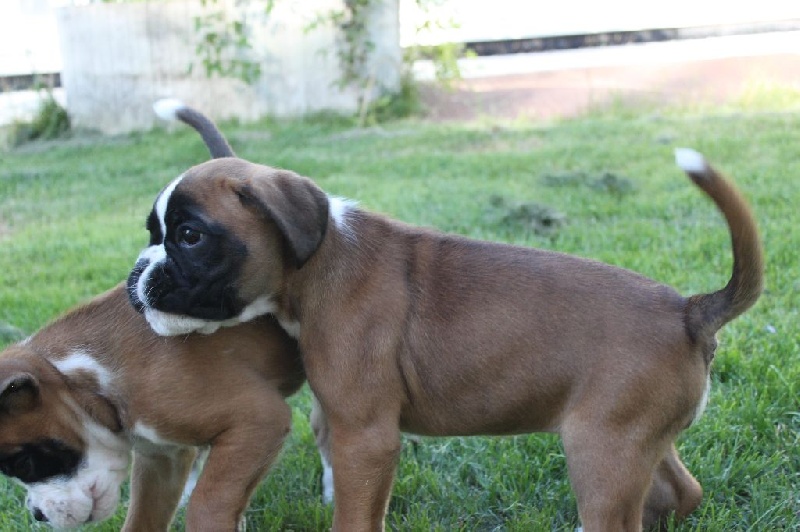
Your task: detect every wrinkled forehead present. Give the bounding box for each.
[147,162,269,237]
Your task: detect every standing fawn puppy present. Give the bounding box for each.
[129,100,763,531]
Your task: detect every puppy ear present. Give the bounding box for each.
[0,373,40,414]
[72,389,123,433]
[236,169,330,268]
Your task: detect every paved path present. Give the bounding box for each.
[418,31,800,121]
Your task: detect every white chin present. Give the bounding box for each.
[143,296,275,337]
[144,308,223,336]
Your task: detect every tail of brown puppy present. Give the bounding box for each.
[153,98,235,159]
[675,148,764,340]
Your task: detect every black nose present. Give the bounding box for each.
[32,507,47,522]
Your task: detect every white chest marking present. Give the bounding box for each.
[53,350,114,391]
[278,318,301,339]
[132,422,179,447]
[143,295,275,337]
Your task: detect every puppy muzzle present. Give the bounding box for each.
[127,258,149,313]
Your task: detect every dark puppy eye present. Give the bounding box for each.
[12,453,35,480]
[177,226,204,247]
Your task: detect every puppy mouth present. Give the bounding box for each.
[127,256,175,314]
[85,481,106,523]
[126,263,147,313]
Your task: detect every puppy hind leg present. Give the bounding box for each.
[642,444,702,530]
[180,447,209,507]
[562,424,663,532]
[311,393,335,504]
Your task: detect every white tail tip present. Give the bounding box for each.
[153,98,186,121]
[675,148,707,174]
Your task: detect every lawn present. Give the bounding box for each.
[1,91,798,530]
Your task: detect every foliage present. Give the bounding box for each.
[7,91,70,147]
[308,0,376,92]
[361,71,423,124]
[188,0,465,123]
[311,0,468,123]
[190,0,267,84]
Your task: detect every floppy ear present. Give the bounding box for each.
[235,169,330,268]
[72,389,123,433]
[0,373,40,414]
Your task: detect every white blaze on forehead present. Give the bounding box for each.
[53,349,114,391]
[155,174,185,240]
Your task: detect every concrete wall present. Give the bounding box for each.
[0,0,61,77]
[56,0,401,134]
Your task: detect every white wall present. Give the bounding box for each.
[2,0,798,129]
[0,0,61,77]
[56,0,401,133]
[401,0,800,45]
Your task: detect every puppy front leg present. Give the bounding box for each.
[329,419,401,532]
[122,447,196,532]
[185,396,292,532]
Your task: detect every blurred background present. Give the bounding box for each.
[1,0,799,135]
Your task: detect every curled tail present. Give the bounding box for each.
[675,148,764,340]
[153,98,235,159]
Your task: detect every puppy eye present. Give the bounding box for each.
[177,226,204,247]
[13,453,35,480]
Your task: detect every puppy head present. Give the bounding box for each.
[127,157,330,336]
[0,349,129,528]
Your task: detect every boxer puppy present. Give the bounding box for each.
[0,284,304,530]
[128,102,763,531]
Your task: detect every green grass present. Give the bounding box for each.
[1,89,799,530]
